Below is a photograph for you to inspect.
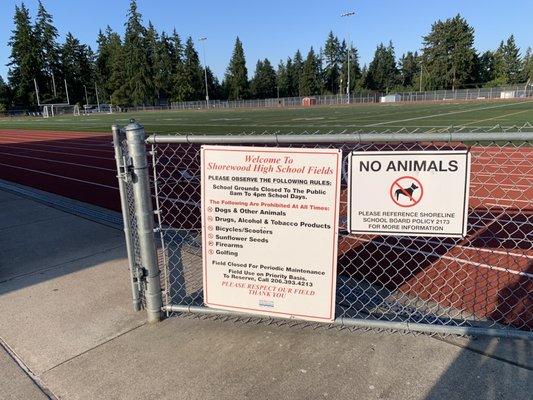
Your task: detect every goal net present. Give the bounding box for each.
[41,104,77,118]
[41,104,76,118]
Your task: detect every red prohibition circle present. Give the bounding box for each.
[389,176,423,208]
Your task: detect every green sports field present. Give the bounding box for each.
[1,99,532,134]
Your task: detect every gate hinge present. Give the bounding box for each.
[134,266,148,291]
[117,156,134,182]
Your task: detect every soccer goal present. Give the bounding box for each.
[42,105,52,118]
[41,103,76,117]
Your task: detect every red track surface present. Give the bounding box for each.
[0,129,531,329]
[0,129,119,210]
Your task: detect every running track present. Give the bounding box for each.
[0,129,531,330]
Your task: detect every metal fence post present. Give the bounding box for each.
[125,120,162,323]
[112,125,142,312]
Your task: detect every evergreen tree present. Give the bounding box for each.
[251,58,277,98]
[478,50,496,84]
[225,37,249,100]
[34,0,60,101]
[317,47,326,94]
[173,37,204,101]
[145,22,159,99]
[168,29,183,100]
[95,27,113,101]
[360,64,368,89]
[220,78,229,100]
[290,50,304,96]
[104,30,127,105]
[276,60,289,98]
[504,35,521,84]
[492,41,508,85]
[146,22,173,102]
[60,32,95,105]
[299,47,321,96]
[421,14,477,90]
[250,59,263,98]
[521,47,533,83]
[95,27,127,103]
[155,31,175,101]
[8,3,40,107]
[284,58,295,97]
[365,42,398,92]
[399,51,419,88]
[494,35,521,84]
[122,0,152,105]
[323,31,341,94]
[0,76,10,111]
[169,29,183,72]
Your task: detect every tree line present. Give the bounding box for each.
[1,1,532,111]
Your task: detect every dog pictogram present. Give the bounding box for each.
[389,176,423,207]
[395,182,419,201]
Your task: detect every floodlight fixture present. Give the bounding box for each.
[198,37,210,106]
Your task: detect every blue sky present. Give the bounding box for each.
[1,0,532,81]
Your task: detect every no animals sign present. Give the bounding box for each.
[347,150,471,237]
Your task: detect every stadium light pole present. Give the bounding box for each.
[52,73,57,98]
[33,78,41,106]
[84,85,89,115]
[64,79,70,105]
[84,85,89,106]
[95,82,101,112]
[341,11,356,104]
[419,60,423,92]
[199,37,210,108]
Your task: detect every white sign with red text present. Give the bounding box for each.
[201,145,341,322]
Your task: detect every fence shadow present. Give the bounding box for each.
[424,336,532,400]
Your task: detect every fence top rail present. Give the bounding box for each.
[146,131,533,145]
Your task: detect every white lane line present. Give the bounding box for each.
[478,198,533,205]
[0,138,112,148]
[469,183,530,189]
[410,237,533,260]
[0,145,112,160]
[0,129,109,136]
[0,162,197,208]
[0,152,115,171]
[0,163,117,190]
[365,101,533,126]
[474,173,531,177]
[474,156,533,160]
[351,236,533,278]
[485,202,533,208]
[462,109,531,126]
[0,140,114,153]
[0,133,111,144]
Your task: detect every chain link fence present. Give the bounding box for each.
[170,83,533,110]
[114,123,532,338]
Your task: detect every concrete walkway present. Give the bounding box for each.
[0,187,531,400]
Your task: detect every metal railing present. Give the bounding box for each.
[113,121,533,339]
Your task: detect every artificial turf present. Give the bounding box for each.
[0,99,532,134]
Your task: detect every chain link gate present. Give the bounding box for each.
[114,121,533,339]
